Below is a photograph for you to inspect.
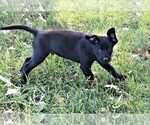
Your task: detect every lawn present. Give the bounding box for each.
[0,8,149,119]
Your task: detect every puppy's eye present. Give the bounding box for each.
[107,49,112,53]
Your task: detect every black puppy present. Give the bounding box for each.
[0,25,125,84]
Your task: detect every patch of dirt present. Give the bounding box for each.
[138,45,150,59]
[131,45,150,60]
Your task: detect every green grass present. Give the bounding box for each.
[0,11,150,114]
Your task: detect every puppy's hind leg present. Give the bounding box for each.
[21,52,49,84]
[20,57,31,72]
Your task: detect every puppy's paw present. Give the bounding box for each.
[87,78,98,85]
[117,74,127,81]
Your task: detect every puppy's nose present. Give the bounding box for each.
[103,57,109,62]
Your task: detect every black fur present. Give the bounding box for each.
[0,25,126,84]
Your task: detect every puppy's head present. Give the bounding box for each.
[85,27,118,64]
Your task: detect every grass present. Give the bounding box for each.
[0,10,150,115]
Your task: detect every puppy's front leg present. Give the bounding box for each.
[99,63,126,81]
[80,64,94,80]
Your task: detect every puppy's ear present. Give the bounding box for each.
[107,27,118,45]
[85,35,99,45]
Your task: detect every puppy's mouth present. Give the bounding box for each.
[95,53,111,64]
[101,60,110,64]
[98,58,111,64]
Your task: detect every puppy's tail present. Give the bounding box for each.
[0,25,38,36]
